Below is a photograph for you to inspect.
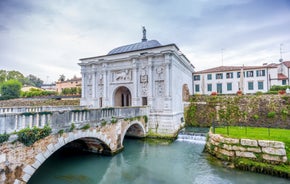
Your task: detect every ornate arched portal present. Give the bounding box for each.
[114,86,131,107]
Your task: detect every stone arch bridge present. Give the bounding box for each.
[0,106,148,184]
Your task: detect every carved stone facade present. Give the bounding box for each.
[79,38,194,134]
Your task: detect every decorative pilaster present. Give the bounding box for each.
[102,63,108,106]
[81,68,86,98]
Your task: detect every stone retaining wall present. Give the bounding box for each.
[206,132,288,164]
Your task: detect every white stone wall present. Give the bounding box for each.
[79,44,194,135]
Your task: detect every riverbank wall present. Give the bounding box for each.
[205,131,290,177]
[206,131,287,163]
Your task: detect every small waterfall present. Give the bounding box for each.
[177,129,207,144]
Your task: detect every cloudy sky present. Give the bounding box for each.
[1,0,290,83]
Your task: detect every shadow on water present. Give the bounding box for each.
[27,144,110,184]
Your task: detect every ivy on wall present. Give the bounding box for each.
[185,95,290,128]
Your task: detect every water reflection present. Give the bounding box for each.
[28,138,289,184]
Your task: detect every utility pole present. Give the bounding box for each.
[221,48,224,66]
[279,43,283,62]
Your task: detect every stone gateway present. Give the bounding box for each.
[79,28,195,135]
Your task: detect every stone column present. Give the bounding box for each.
[148,57,153,98]
[81,68,86,98]
[132,58,138,106]
[165,53,172,97]
[102,63,108,106]
[92,66,98,107]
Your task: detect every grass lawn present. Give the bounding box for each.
[214,126,290,159]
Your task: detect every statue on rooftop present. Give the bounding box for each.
[142,26,147,42]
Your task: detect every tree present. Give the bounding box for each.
[26,74,44,87]
[59,74,65,82]
[0,79,22,100]
[7,70,24,81]
[0,70,7,83]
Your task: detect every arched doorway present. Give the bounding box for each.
[114,86,131,107]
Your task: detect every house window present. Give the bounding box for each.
[207,84,212,92]
[142,97,148,106]
[227,83,232,91]
[207,74,212,80]
[256,70,265,77]
[216,73,223,79]
[237,72,245,78]
[226,72,233,79]
[217,83,222,94]
[248,82,254,90]
[195,84,200,92]
[246,71,254,77]
[282,80,287,85]
[258,81,264,90]
[194,75,200,81]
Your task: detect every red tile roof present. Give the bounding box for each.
[194,65,277,74]
[282,61,290,68]
[278,73,288,80]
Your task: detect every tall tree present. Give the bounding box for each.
[26,74,44,87]
[0,70,7,83]
[58,74,66,82]
[7,70,24,81]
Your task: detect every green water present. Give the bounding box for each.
[28,139,289,184]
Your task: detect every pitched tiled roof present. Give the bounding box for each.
[194,65,277,74]
[107,40,162,55]
[282,61,290,68]
[278,73,288,80]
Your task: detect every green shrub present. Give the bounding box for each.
[255,91,263,95]
[265,91,278,95]
[267,111,276,119]
[270,85,290,91]
[101,119,106,126]
[111,117,117,124]
[69,123,76,132]
[58,129,64,135]
[0,79,22,100]
[143,115,148,123]
[21,88,57,98]
[253,114,259,120]
[17,125,52,146]
[0,133,9,144]
[81,124,90,130]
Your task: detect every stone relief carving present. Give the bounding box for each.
[140,67,148,83]
[113,69,132,82]
[99,73,103,84]
[156,66,164,80]
[141,83,148,96]
[182,84,190,102]
[87,74,92,85]
[99,85,103,96]
[155,81,164,96]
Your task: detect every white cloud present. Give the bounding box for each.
[0,0,290,82]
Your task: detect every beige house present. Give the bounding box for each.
[55,77,82,93]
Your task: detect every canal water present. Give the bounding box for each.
[28,134,289,184]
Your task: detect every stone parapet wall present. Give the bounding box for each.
[206,132,288,164]
[0,118,147,184]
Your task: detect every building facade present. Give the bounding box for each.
[193,61,290,95]
[55,76,82,94]
[79,29,195,134]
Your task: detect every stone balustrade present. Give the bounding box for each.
[0,106,148,134]
[0,106,86,114]
[206,132,288,164]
